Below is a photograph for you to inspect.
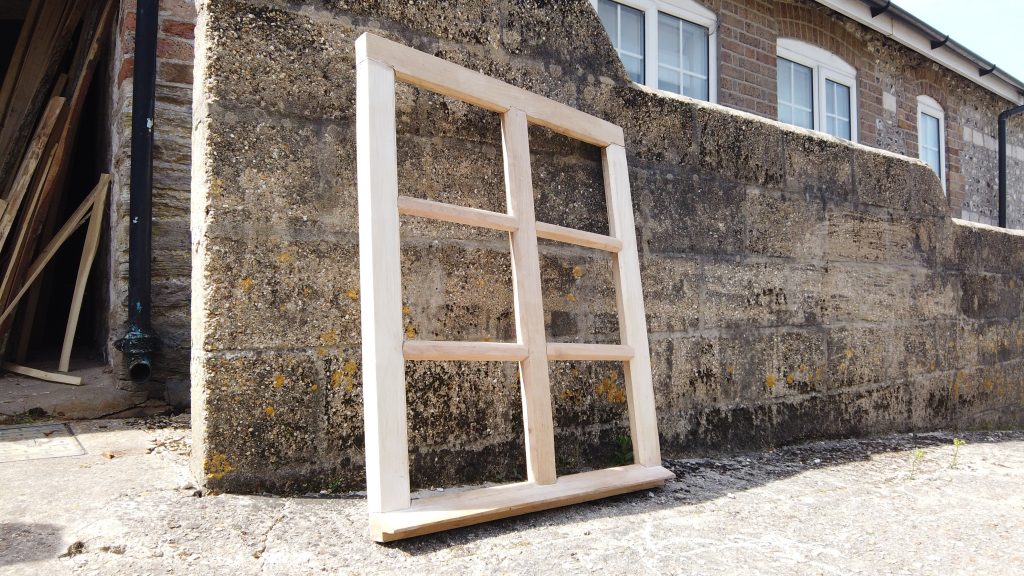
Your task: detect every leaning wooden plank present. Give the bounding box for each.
[0,175,105,325]
[370,464,674,542]
[403,340,528,362]
[356,56,411,515]
[546,342,634,362]
[0,96,64,237]
[603,144,661,468]
[535,221,623,252]
[0,128,62,332]
[502,107,557,486]
[58,170,108,372]
[3,362,82,386]
[356,33,624,148]
[397,195,518,232]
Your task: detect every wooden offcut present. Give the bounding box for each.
[356,33,671,542]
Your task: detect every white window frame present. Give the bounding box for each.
[777,38,858,142]
[917,95,946,194]
[591,0,718,103]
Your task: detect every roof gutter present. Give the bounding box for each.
[816,0,1024,104]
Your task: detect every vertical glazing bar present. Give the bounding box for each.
[356,38,411,513]
[603,144,661,467]
[502,107,557,485]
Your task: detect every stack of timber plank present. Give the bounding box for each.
[0,0,115,385]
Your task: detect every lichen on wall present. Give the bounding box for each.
[191,0,1024,494]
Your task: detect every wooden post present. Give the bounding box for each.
[603,144,661,467]
[502,107,557,485]
[356,39,410,515]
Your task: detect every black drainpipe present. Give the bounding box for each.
[998,103,1024,228]
[114,0,160,382]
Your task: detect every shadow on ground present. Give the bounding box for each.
[378,429,1023,555]
[0,523,63,567]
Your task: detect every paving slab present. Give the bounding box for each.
[0,417,1022,575]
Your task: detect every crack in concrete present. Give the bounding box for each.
[254,503,288,571]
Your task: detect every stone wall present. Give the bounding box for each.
[190,0,1024,493]
[107,0,196,405]
[703,0,1024,226]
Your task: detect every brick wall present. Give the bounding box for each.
[700,0,1024,226]
[107,0,195,406]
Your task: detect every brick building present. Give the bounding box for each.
[592,0,1024,225]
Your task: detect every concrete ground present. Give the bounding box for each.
[1,418,1022,575]
[0,361,151,423]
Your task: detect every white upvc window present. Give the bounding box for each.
[776,38,858,142]
[592,0,718,103]
[917,95,946,193]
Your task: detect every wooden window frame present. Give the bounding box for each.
[356,33,671,542]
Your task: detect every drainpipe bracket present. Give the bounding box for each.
[114,328,160,355]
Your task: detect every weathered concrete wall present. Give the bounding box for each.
[190,0,1024,493]
[107,0,196,405]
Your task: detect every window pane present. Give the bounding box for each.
[779,103,792,124]
[831,80,847,117]
[681,20,707,77]
[620,4,644,56]
[794,106,813,129]
[683,73,708,100]
[622,54,644,84]
[658,13,681,69]
[658,67,681,94]
[824,80,851,140]
[598,0,617,40]
[792,62,813,109]
[778,58,791,104]
[778,58,813,129]
[920,113,941,176]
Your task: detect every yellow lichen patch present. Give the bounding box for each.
[276,251,293,264]
[726,365,734,376]
[566,293,577,302]
[595,370,626,404]
[264,405,275,417]
[559,388,584,406]
[302,286,311,295]
[316,347,328,357]
[765,374,777,389]
[572,265,585,279]
[402,304,411,315]
[310,383,319,392]
[405,323,417,339]
[205,452,234,481]
[240,276,254,291]
[786,373,794,385]
[332,360,359,392]
[844,349,854,359]
[319,330,339,346]
[273,374,285,389]
[346,288,359,301]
